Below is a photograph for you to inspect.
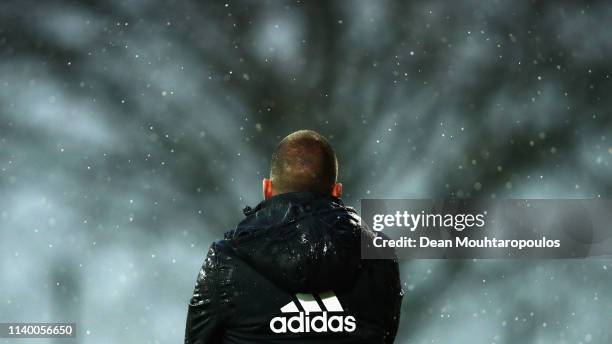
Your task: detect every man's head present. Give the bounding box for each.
[263,130,342,199]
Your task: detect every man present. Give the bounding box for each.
[185,130,402,343]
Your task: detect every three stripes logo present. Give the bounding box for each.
[269,291,356,334]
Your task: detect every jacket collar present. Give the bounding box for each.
[227,191,344,239]
[243,191,342,215]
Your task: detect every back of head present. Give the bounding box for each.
[270,130,338,195]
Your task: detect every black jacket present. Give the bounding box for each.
[185,192,402,343]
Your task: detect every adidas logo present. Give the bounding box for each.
[269,291,356,334]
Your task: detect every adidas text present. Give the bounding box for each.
[269,312,356,333]
[269,291,356,334]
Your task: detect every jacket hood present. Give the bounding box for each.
[224,192,363,293]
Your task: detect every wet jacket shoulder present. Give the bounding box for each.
[185,192,402,344]
[185,240,235,344]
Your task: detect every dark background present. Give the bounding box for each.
[0,0,610,342]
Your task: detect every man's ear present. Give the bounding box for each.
[262,178,273,199]
[331,182,343,198]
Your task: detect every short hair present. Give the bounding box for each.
[270,130,338,195]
